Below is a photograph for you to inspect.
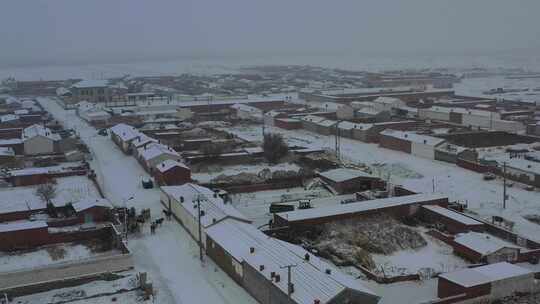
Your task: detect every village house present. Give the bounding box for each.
[154,159,192,186]
[230,103,263,122]
[72,198,112,224]
[22,124,61,155]
[354,107,391,122]
[160,183,251,247]
[421,205,485,234]
[301,115,327,134]
[0,221,49,251]
[317,168,383,194]
[205,218,380,304]
[437,262,536,302]
[110,123,140,154]
[379,130,446,159]
[137,143,182,173]
[452,232,523,264]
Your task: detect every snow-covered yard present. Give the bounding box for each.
[0,242,118,273]
[231,187,332,227]
[371,230,469,277]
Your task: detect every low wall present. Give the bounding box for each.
[0,253,134,297]
[203,178,304,194]
[355,264,420,284]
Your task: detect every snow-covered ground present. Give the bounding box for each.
[225,125,540,243]
[231,187,332,227]
[455,76,540,103]
[0,242,117,273]
[12,270,148,304]
[38,97,257,304]
[371,230,469,277]
[0,176,102,214]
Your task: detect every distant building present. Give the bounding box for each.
[379,130,446,159]
[63,80,128,106]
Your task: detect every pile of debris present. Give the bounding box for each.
[300,214,427,270]
[211,168,301,186]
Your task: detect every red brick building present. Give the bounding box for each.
[421,205,485,234]
[154,160,191,186]
[0,221,49,251]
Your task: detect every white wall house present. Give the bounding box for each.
[160,184,251,247]
[22,124,61,155]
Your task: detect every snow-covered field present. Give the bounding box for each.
[0,242,116,273]
[226,125,540,243]
[38,97,258,304]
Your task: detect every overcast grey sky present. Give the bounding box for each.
[1,0,540,67]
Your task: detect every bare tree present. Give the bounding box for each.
[35,182,57,204]
[262,133,289,163]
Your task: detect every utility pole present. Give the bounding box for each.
[503,162,507,209]
[335,122,341,162]
[197,195,204,263]
[280,264,297,299]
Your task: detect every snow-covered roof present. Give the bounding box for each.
[277,194,447,223]
[317,119,337,127]
[130,134,157,149]
[0,138,23,145]
[439,262,532,288]
[422,205,483,226]
[0,147,15,156]
[22,124,61,141]
[72,198,112,212]
[110,123,140,142]
[56,87,71,96]
[356,107,384,116]
[138,144,179,162]
[0,220,48,233]
[337,121,373,131]
[454,232,521,256]
[380,130,446,146]
[71,80,109,89]
[14,109,29,115]
[206,218,378,304]
[0,114,19,123]
[319,168,376,183]
[230,103,262,113]
[156,159,189,173]
[300,115,326,123]
[373,96,404,105]
[161,183,249,227]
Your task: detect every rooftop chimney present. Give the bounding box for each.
[325,269,332,275]
[304,253,310,261]
[259,265,265,271]
[250,247,255,254]
[275,274,281,282]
